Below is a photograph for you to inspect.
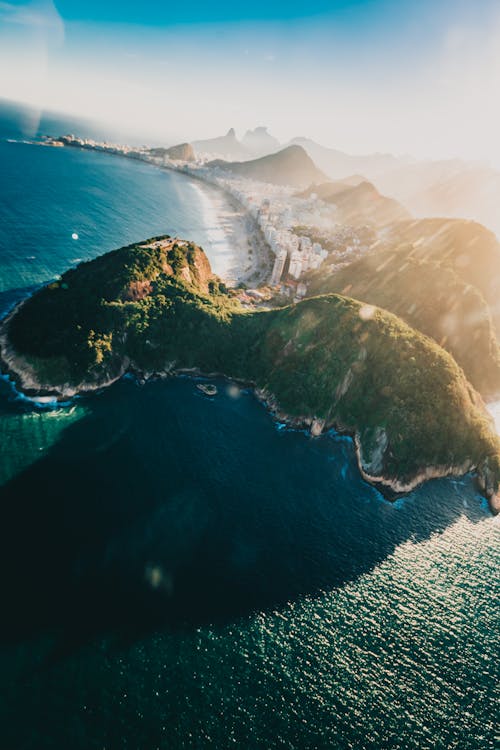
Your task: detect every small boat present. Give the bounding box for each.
[196,383,217,396]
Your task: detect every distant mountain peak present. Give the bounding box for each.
[245,126,270,136]
[242,126,280,157]
[289,136,404,180]
[208,144,326,187]
[193,128,248,160]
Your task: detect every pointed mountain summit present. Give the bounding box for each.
[193,128,249,160]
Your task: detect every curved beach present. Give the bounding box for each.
[187,179,271,286]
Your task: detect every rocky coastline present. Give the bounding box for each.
[2,310,498,514]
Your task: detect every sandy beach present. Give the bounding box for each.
[188,179,272,287]
[38,136,272,288]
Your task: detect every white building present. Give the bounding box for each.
[271,248,287,285]
[289,248,303,280]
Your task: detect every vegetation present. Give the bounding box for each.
[307,244,500,397]
[384,219,500,329]
[4,236,500,496]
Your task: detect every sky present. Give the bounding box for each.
[1,0,500,164]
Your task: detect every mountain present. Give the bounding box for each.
[375,161,500,237]
[289,137,500,237]
[149,143,195,162]
[192,128,249,160]
[2,237,500,510]
[300,180,411,226]
[382,218,500,328]
[208,145,327,187]
[307,215,500,396]
[290,137,405,180]
[242,126,281,157]
[297,180,353,200]
[308,241,500,397]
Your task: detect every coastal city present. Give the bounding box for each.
[46,133,377,302]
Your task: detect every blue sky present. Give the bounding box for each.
[1,0,500,163]
[53,0,439,27]
[55,0,367,24]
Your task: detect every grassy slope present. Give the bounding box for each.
[385,219,500,329]
[4,238,500,493]
[308,246,500,397]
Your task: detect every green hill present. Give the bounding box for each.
[384,219,500,329]
[2,236,499,508]
[308,244,500,398]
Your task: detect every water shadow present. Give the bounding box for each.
[0,377,488,652]
[0,284,40,320]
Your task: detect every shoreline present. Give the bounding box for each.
[1,308,497,513]
[188,180,271,287]
[22,136,272,288]
[2,138,498,513]
[148,161,273,287]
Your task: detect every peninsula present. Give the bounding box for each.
[1,236,499,511]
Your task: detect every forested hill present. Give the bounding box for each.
[2,236,500,509]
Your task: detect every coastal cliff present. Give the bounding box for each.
[2,236,500,510]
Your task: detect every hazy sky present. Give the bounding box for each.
[1,0,500,164]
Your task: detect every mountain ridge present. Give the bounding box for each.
[208,145,327,187]
[2,236,500,512]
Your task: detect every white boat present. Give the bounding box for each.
[196,383,217,396]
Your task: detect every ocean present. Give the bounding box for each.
[0,102,498,750]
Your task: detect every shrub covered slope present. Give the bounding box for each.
[3,236,500,502]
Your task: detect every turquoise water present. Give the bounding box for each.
[0,141,232,319]
[0,105,498,749]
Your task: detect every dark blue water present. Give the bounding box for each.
[0,103,498,750]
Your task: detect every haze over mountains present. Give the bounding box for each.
[375,161,500,237]
[192,128,249,161]
[298,180,410,227]
[208,145,327,188]
[191,126,500,236]
[242,127,280,157]
[306,216,500,397]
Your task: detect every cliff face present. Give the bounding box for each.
[2,237,500,510]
